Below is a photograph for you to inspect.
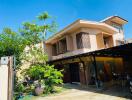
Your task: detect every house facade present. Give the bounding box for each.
[45,16,128,86]
[45,16,127,61]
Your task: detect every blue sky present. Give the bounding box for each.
[0,0,132,39]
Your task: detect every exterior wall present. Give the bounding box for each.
[0,65,9,100]
[52,48,91,60]
[103,20,125,46]
[46,23,125,61]
[66,35,74,51]
[96,33,105,49]
[107,36,114,47]
[0,57,14,100]
[96,32,114,49]
[47,17,127,86]
[113,33,124,46]
[49,28,102,60]
[89,34,97,51]
[45,44,52,60]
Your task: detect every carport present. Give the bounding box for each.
[50,43,132,88]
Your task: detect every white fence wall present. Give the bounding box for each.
[0,57,14,100]
[0,64,9,100]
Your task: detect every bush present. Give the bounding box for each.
[43,64,63,93]
[20,46,63,95]
[15,82,25,93]
[23,64,63,94]
[24,65,45,80]
[14,82,25,100]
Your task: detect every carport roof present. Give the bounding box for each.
[50,43,132,63]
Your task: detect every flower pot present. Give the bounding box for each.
[34,86,44,96]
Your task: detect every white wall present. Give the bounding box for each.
[113,32,124,46]
[0,65,8,100]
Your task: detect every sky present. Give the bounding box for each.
[0,0,132,39]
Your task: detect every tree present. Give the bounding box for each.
[20,12,57,50]
[0,12,62,98]
[18,12,62,95]
[21,47,63,94]
[37,12,50,41]
[0,27,28,66]
[20,47,48,65]
[0,28,25,56]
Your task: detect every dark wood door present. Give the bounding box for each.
[69,63,80,82]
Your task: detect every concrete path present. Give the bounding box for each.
[36,89,129,100]
[34,84,131,100]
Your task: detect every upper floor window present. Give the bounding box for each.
[112,22,123,33]
[52,38,67,56]
[76,32,91,49]
[103,37,109,48]
[52,43,57,56]
[59,38,67,54]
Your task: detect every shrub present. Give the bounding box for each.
[23,64,63,94]
[24,65,45,80]
[43,64,63,93]
[15,82,25,93]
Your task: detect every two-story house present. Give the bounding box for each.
[45,16,128,86]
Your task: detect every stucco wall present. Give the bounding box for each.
[113,32,124,46]
[0,65,8,100]
[47,27,124,61]
[0,57,13,100]
[45,44,53,60]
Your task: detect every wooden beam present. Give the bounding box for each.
[92,55,99,89]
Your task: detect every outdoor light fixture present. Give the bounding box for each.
[1,57,9,65]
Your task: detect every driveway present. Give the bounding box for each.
[34,84,131,100]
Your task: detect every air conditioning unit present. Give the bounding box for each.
[1,57,9,65]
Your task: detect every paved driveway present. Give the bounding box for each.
[34,84,131,100]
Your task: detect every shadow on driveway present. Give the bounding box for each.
[62,83,132,99]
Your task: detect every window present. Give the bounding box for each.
[76,33,83,49]
[103,37,109,48]
[52,38,67,55]
[52,44,57,56]
[76,32,91,49]
[52,42,60,56]
[112,22,123,33]
[59,38,67,53]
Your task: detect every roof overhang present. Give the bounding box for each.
[101,16,128,25]
[46,20,118,44]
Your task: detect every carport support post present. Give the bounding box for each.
[93,55,99,89]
